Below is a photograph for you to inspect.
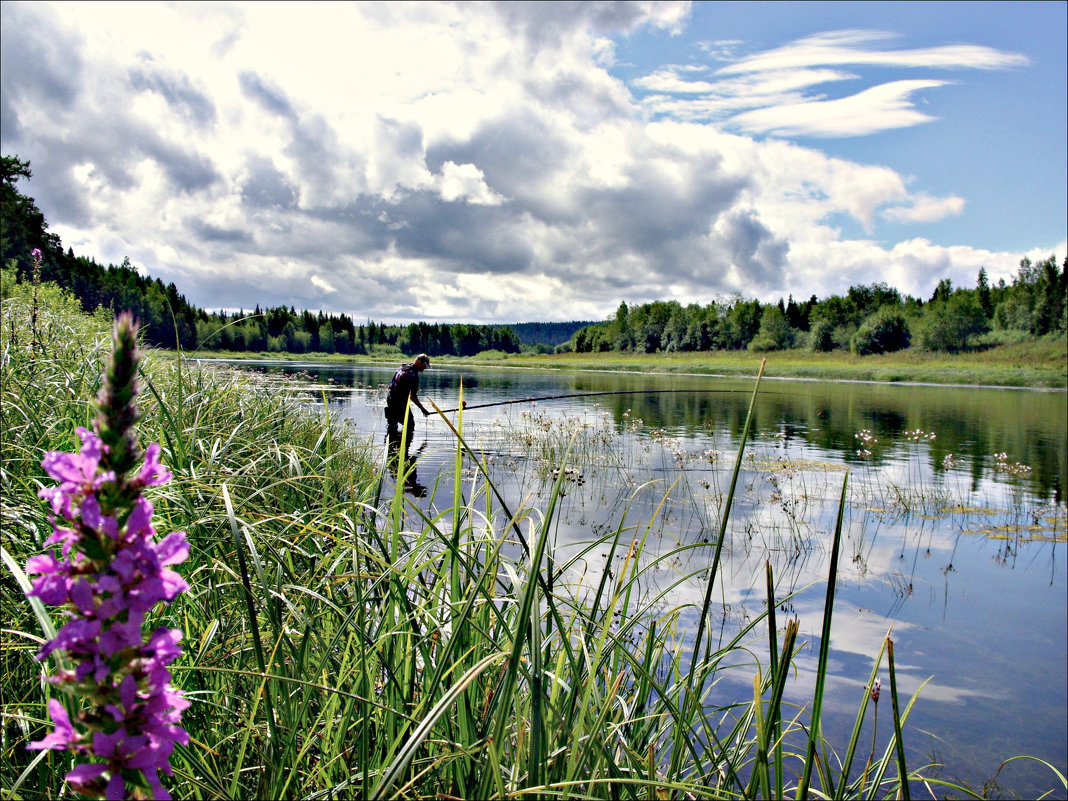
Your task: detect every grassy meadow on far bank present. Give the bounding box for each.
[191,337,1067,389]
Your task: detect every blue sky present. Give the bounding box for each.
[2,1,1064,323]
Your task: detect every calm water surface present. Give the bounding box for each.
[211,359,1067,798]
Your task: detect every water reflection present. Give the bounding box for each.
[386,441,429,498]
[204,358,1067,796]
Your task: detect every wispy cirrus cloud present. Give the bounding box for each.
[632,70,717,93]
[719,29,1030,75]
[638,67,858,120]
[634,29,1028,139]
[731,79,948,138]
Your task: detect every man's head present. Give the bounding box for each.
[414,354,430,371]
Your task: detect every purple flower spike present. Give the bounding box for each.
[156,531,189,567]
[25,315,188,801]
[145,628,183,665]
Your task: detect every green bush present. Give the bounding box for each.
[809,318,836,351]
[748,305,795,352]
[917,293,989,352]
[851,308,911,355]
[832,322,857,350]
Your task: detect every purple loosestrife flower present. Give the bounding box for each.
[26,313,189,801]
[30,248,44,351]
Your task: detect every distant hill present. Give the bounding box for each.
[494,321,597,346]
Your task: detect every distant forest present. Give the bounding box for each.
[566,254,1065,356]
[3,154,1065,358]
[497,321,595,348]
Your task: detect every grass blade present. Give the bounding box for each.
[797,468,848,800]
[886,639,911,801]
[221,482,280,754]
[369,651,506,800]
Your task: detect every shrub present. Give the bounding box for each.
[852,308,911,355]
[917,293,989,352]
[809,318,836,351]
[832,322,858,350]
[749,305,795,352]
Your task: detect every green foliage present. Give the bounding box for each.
[917,292,989,352]
[849,282,902,319]
[572,288,923,357]
[930,278,953,304]
[749,304,795,352]
[1,156,60,272]
[809,318,837,352]
[399,320,521,357]
[852,308,912,355]
[720,297,762,350]
[993,255,1068,337]
[522,342,556,355]
[811,293,857,330]
[977,267,993,318]
[496,320,594,347]
[833,321,859,350]
[1,263,17,299]
[785,294,817,331]
[1030,256,1067,336]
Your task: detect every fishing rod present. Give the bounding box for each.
[435,388,755,414]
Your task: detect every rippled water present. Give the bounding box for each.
[209,359,1067,797]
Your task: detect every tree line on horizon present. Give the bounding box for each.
[3,154,1065,358]
[567,257,1065,356]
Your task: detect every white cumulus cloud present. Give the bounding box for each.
[0,3,1059,323]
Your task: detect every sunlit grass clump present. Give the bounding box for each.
[3,277,1064,800]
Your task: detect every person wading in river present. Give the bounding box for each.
[385,353,432,459]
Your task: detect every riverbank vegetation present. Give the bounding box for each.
[472,338,1068,388]
[9,273,1065,798]
[566,260,1066,359]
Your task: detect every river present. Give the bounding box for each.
[208,358,1067,798]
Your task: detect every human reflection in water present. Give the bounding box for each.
[387,437,428,498]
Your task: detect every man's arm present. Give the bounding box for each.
[409,382,430,416]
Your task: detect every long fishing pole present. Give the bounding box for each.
[436,388,752,414]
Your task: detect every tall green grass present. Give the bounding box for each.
[3,279,1063,799]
